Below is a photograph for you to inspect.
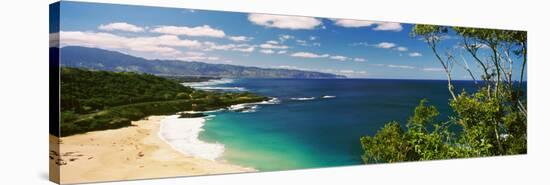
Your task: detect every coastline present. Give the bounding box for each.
[55,115,255,184]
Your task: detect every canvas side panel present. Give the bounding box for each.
[49,1,61,184]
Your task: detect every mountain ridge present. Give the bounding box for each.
[58,46,346,79]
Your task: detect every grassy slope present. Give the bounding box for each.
[60,68,267,137]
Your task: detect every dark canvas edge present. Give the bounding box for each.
[49,1,61,184]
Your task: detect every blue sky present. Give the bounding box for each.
[55,1,525,80]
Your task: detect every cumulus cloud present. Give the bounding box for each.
[259,42,289,49]
[373,22,402,31]
[332,19,376,27]
[151,25,226,38]
[290,52,359,62]
[295,39,321,47]
[228,36,252,42]
[59,31,201,57]
[260,49,275,54]
[396,46,408,52]
[98,22,145,32]
[248,14,322,30]
[408,52,423,57]
[329,55,348,61]
[278,34,294,42]
[353,58,366,62]
[233,46,255,53]
[266,40,279,44]
[290,52,329,58]
[202,42,256,53]
[59,30,258,64]
[376,42,397,49]
[332,19,402,31]
[278,50,288,54]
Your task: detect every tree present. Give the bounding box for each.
[361,26,527,164]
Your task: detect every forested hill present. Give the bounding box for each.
[60,67,267,136]
[59,46,346,79]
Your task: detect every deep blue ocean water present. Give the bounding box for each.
[198,79,477,171]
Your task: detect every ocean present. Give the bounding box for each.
[181,79,477,171]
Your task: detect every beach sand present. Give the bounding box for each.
[53,116,254,184]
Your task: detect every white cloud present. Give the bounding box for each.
[202,42,256,53]
[330,55,348,61]
[338,70,368,76]
[266,40,279,44]
[60,30,260,63]
[353,58,366,62]
[373,22,403,31]
[339,70,355,73]
[98,22,145,32]
[233,46,255,53]
[289,51,366,62]
[278,50,288,54]
[279,34,294,42]
[295,39,320,47]
[296,39,307,46]
[290,52,329,58]
[151,25,225,38]
[290,52,356,62]
[376,42,397,49]
[248,14,322,30]
[59,31,202,57]
[332,19,402,31]
[396,46,408,52]
[388,64,416,69]
[309,36,317,41]
[260,49,275,54]
[423,67,445,72]
[332,19,376,27]
[409,52,423,57]
[228,36,252,42]
[259,43,288,49]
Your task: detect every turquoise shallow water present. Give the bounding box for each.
[198,79,477,171]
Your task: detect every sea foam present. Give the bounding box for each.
[290,97,316,101]
[181,78,245,91]
[158,115,224,161]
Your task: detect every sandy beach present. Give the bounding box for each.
[52,116,254,184]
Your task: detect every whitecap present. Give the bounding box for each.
[290,97,316,101]
[256,97,281,105]
[158,115,224,161]
[181,78,234,87]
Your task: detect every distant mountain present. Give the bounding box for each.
[59,46,346,79]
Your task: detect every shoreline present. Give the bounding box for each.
[55,115,255,184]
[158,115,225,161]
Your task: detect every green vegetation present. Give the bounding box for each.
[360,26,527,163]
[162,76,221,83]
[60,67,267,137]
[178,112,207,118]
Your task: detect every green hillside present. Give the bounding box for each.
[60,67,267,136]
